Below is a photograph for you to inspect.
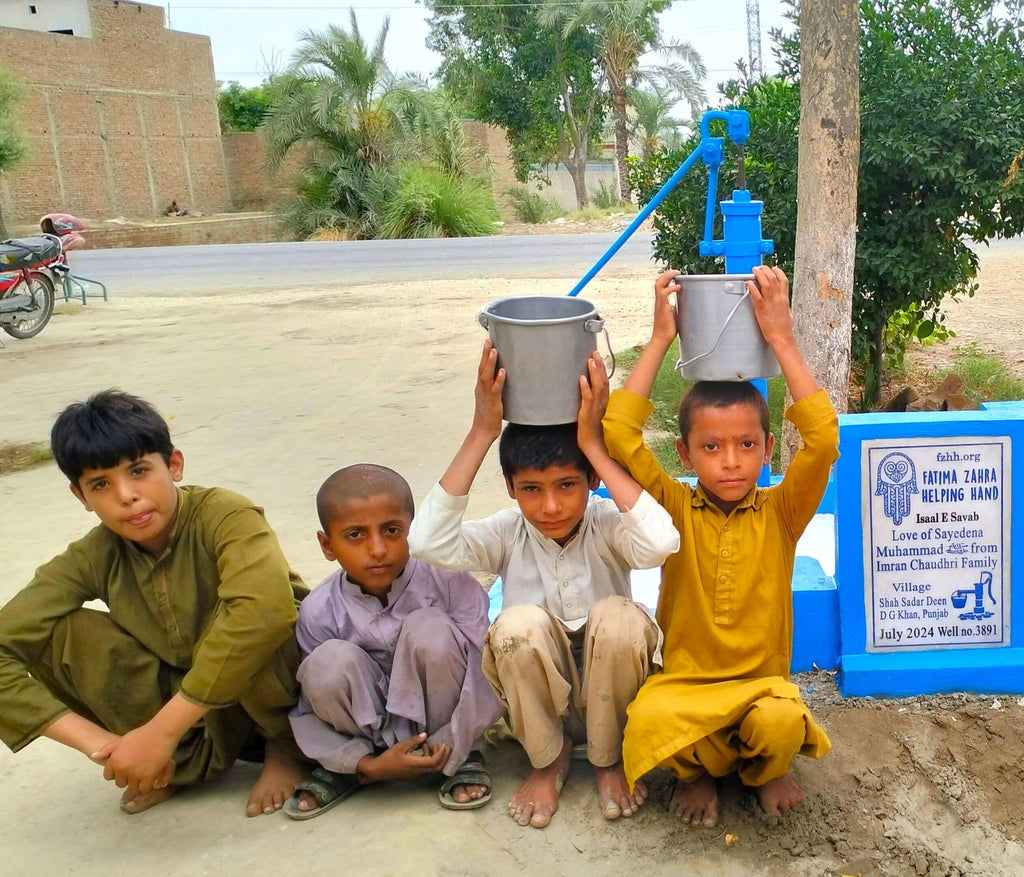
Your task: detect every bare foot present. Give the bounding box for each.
[246,742,307,817]
[669,774,719,827]
[593,761,646,819]
[450,782,489,805]
[756,773,806,817]
[508,735,572,829]
[121,786,176,814]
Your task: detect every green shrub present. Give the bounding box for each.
[505,186,562,223]
[591,179,621,209]
[379,166,499,238]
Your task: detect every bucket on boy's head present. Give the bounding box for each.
[478,296,608,426]
[674,273,781,382]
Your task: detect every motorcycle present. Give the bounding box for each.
[0,234,62,341]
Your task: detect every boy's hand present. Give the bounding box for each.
[651,269,682,346]
[92,724,178,792]
[577,352,609,455]
[747,265,795,349]
[471,339,505,440]
[357,733,450,783]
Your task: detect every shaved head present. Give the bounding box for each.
[316,464,415,530]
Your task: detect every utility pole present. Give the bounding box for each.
[745,0,762,78]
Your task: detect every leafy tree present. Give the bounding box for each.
[0,68,26,237]
[426,0,605,208]
[551,0,706,202]
[630,0,1024,406]
[263,13,497,239]
[216,81,272,132]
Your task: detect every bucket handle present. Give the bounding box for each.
[476,311,616,376]
[675,289,750,373]
[585,317,616,379]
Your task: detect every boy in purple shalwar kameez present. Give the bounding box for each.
[285,464,504,820]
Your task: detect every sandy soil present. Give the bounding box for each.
[1,255,1023,877]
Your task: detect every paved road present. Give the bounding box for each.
[68,232,658,296]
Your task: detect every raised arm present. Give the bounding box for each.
[577,352,642,512]
[622,269,681,400]
[747,265,818,402]
[439,339,505,497]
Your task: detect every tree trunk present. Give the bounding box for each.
[612,89,631,203]
[564,153,589,209]
[783,0,861,465]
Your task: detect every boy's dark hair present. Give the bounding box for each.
[677,381,770,446]
[51,390,173,484]
[316,463,415,530]
[498,422,594,481]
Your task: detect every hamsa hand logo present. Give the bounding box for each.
[875,452,918,526]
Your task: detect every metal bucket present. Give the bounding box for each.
[674,273,781,381]
[478,296,606,425]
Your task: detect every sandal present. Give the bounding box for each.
[284,766,362,820]
[438,749,492,811]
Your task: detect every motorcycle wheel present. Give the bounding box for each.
[1,270,55,339]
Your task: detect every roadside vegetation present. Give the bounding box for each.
[259,13,498,241]
[0,442,53,476]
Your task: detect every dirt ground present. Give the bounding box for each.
[1,250,1023,877]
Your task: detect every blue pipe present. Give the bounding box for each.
[567,141,705,298]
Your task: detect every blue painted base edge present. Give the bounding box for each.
[792,556,839,673]
[839,648,1024,697]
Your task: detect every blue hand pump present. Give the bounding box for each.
[568,108,775,483]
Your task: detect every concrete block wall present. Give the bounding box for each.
[0,0,230,223]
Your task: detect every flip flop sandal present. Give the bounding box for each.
[284,766,362,820]
[438,749,492,811]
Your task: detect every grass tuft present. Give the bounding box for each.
[0,441,53,476]
[936,343,1024,404]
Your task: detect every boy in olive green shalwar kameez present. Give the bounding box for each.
[0,390,309,816]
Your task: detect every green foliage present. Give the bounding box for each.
[627,75,799,275]
[591,179,621,209]
[426,0,605,184]
[0,68,26,176]
[505,186,562,223]
[629,0,1024,402]
[379,166,498,238]
[615,341,786,473]
[263,13,497,240]
[0,441,52,476]
[936,344,1024,406]
[217,81,271,132]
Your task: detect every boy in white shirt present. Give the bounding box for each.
[409,342,679,829]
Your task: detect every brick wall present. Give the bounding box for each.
[222,131,305,211]
[463,120,519,219]
[0,0,230,223]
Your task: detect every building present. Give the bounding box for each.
[0,0,231,223]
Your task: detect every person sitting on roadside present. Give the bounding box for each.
[602,266,839,828]
[0,389,310,817]
[285,463,504,820]
[408,342,680,829]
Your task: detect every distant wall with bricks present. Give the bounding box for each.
[0,0,230,224]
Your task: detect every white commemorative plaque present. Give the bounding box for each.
[862,437,1011,653]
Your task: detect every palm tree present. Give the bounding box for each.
[552,0,706,202]
[264,11,495,237]
[627,83,690,161]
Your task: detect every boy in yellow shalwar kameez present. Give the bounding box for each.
[602,265,839,828]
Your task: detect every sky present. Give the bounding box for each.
[162,0,795,100]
